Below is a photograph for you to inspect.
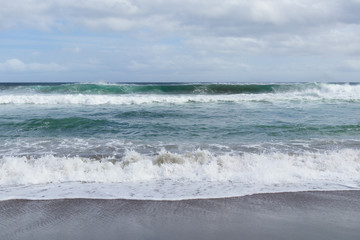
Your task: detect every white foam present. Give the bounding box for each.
[1,149,360,200]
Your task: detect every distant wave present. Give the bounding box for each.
[0,83,360,105]
[2,83,284,94]
[0,82,358,95]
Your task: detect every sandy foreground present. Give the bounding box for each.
[1,190,360,240]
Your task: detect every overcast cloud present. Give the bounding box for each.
[1,0,360,82]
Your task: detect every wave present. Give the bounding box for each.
[1,149,360,186]
[0,83,359,105]
[3,117,360,138]
[1,148,360,200]
[2,82,288,95]
[1,82,359,95]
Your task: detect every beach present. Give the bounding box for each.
[1,190,360,240]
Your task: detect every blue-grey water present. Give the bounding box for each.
[0,82,360,200]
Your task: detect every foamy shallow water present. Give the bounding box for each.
[2,180,359,201]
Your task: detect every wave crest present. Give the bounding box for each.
[1,149,360,186]
[1,83,360,105]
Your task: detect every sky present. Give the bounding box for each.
[1,0,360,82]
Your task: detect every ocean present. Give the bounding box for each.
[1,82,360,200]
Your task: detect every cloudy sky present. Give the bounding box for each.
[1,0,360,82]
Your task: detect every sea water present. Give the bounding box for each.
[0,82,360,200]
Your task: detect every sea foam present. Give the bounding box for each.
[1,149,360,200]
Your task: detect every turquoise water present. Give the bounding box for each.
[0,82,360,199]
[1,82,360,148]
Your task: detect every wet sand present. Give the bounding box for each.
[1,190,360,240]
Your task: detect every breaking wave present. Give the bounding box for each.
[1,149,360,186]
[2,82,360,94]
[1,83,360,105]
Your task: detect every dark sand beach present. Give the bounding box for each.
[1,190,360,240]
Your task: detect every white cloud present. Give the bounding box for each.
[0,0,348,32]
[2,0,360,82]
[0,59,65,72]
[1,0,359,55]
[185,23,360,56]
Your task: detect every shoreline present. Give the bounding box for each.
[1,190,360,240]
[1,188,359,201]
